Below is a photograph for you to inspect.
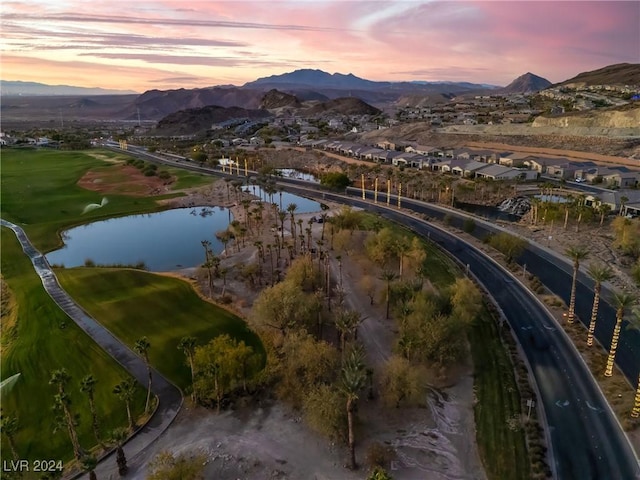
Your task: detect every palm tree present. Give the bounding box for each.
[113,377,137,432]
[81,455,98,480]
[604,292,636,377]
[80,374,106,448]
[134,337,153,414]
[320,213,328,240]
[278,211,287,243]
[565,246,589,323]
[110,427,129,476]
[178,336,198,403]
[50,369,84,460]
[0,411,20,460]
[598,203,611,227]
[287,203,298,251]
[586,264,614,347]
[201,240,215,296]
[619,195,629,216]
[395,238,411,280]
[335,309,362,355]
[341,345,368,470]
[381,270,397,320]
[626,308,640,418]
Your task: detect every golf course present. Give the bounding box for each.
[0,148,262,469]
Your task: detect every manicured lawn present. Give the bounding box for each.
[0,148,188,251]
[0,228,147,465]
[470,308,530,480]
[56,268,263,389]
[165,166,212,190]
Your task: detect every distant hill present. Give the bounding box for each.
[245,69,382,90]
[395,93,455,108]
[558,63,640,87]
[151,105,272,136]
[499,73,551,94]
[121,86,266,120]
[243,68,500,107]
[302,97,381,116]
[0,80,137,96]
[260,89,302,110]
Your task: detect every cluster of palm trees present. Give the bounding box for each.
[28,337,155,477]
[565,246,639,417]
[10,369,131,479]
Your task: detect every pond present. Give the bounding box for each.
[454,202,521,222]
[242,185,324,213]
[46,207,230,272]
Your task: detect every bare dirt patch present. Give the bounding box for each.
[77,164,174,196]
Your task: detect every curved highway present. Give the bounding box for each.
[0,219,183,480]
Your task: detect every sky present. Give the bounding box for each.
[1,0,638,92]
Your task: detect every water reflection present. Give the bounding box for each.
[46,207,230,272]
[242,185,323,213]
[274,168,319,183]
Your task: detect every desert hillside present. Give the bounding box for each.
[532,105,640,129]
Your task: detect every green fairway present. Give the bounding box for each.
[0,228,147,466]
[0,148,193,251]
[56,268,263,389]
[165,166,212,190]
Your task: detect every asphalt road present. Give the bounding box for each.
[0,219,183,480]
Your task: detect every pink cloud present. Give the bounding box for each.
[1,1,638,90]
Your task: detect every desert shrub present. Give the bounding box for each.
[320,172,351,190]
[486,232,527,262]
[462,218,476,233]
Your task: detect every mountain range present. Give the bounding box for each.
[2,63,637,127]
[0,80,137,96]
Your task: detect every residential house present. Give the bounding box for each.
[546,161,596,179]
[378,140,396,150]
[498,152,537,167]
[474,164,523,180]
[405,144,442,156]
[602,171,639,188]
[451,160,487,177]
[523,156,564,174]
[392,152,428,168]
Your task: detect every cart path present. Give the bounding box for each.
[1,219,183,479]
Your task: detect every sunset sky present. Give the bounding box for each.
[2,1,638,93]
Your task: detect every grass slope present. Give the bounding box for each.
[0,229,146,465]
[470,308,530,480]
[55,268,263,389]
